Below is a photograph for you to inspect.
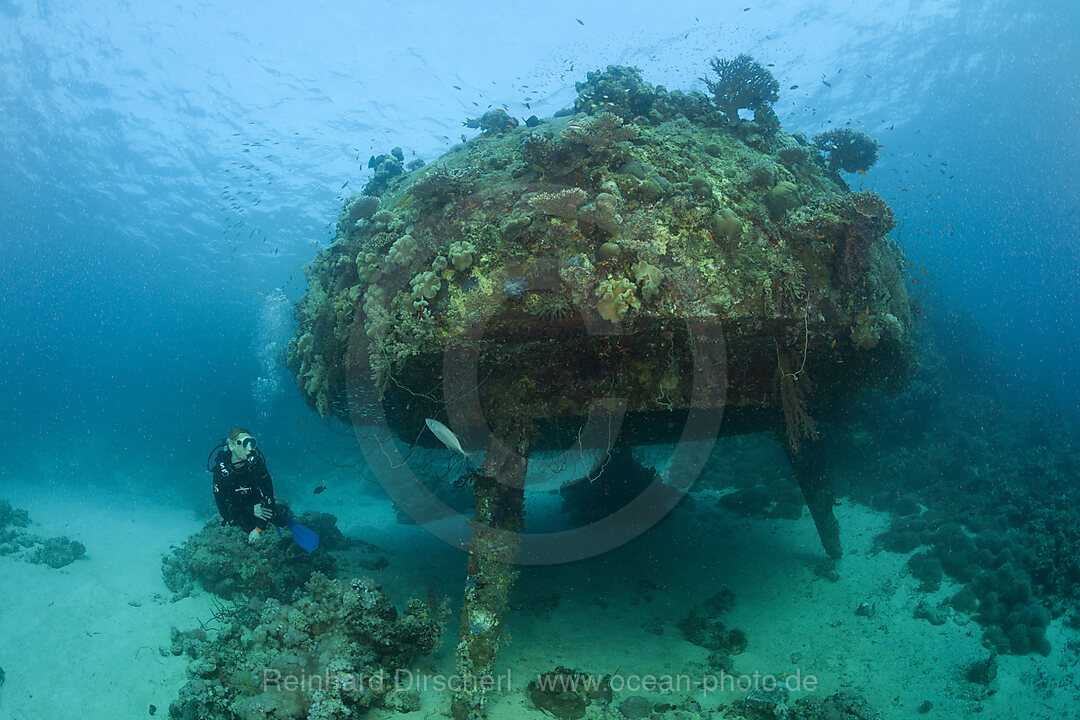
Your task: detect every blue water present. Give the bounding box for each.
[2,0,1077,468]
[1,1,1078,717]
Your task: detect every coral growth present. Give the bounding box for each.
[410,270,441,312]
[0,498,84,568]
[577,192,622,234]
[778,144,810,169]
[560,111,639,149]
[573,65,657,119]
[704,54,780,122]
[764,180,801,220]
[876,516,1054,655]
[410,164,479,204]
[527,667,612,719]
[778,351,819,452]
[386,233,422,269]
[160,513,353,601]
[356,251,382,284]
[632,261,663,301]
[787,693,882,720]
[465,109,519,136]
[786,191,896,286]
[280,62,919,717]
[29,537,85,568]
[596,277,638,322]
[167,573,449,720]
[710,207,743,242]
[838,192,895,285]
[813,128,880,174]
[526,292,574,320]
[678,588,748,672]
[337,194,380,235]
[286,62,912,454]
[448,240,476,271]
[362,151,404,196]
[0,499,29,529]
[527,187,588,219]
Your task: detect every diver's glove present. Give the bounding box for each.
[253,503,272,521]
[248,527,262,544]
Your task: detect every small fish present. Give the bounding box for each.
[453,85,462,90]
[789,84,799,90]
[313,485,327,494]
[743,7,750,11]
[425,418,472,458]
[821,77,832,87]
[576,18,584,25]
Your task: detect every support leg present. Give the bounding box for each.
[781,434,842,559]
[450,428,529,720]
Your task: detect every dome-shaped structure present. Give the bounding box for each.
[287,64,913,718]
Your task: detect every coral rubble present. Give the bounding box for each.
[0,498,85,568]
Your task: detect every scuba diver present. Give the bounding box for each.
[208,427,319,551]
[209,427,287,544]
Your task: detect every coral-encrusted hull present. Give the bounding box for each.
[288,64,915,719]
[347,308,906,453]
[288,106,912,435]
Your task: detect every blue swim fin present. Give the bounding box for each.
[283,512,320,553]
[291,522,319,553]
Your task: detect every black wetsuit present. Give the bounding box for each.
[211,450,286,533]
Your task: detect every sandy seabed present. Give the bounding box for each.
[1,473,1078,720]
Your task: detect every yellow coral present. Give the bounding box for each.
[596,277,638,322]
[387,233,420,268]
[356,251,382,283]
[448,240,476,271]
[632,261,663,301]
